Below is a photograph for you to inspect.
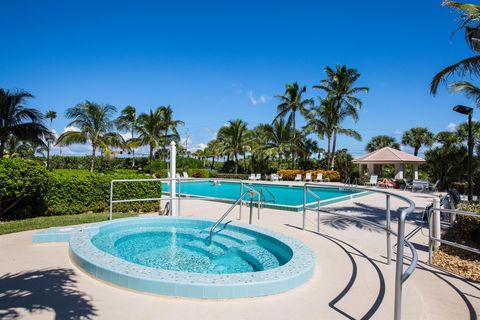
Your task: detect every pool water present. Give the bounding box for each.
[164,181,362,208]
[92,224,291,274]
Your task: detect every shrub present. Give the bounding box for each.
[45,171,162,215]
[277,169,341,182]
[0,159,50,218]
[209,172,249,180]
[455,202,480,248]
[188,169,210,178]
[277,169,303,181]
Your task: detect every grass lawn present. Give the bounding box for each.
[0,212,139,236]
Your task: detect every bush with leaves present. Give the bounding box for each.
[0,159,50,218]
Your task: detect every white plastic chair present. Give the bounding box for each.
[366,175,378,186]
[175,173,181,179]
[294,174,302,182]
[255,173,261,181]
[304,172,312,181]
[183,172,189,179]
[315,173,324,182]
[270,174,279,181]
[248,173,255,181]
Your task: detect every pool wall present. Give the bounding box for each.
[58,217,315,299]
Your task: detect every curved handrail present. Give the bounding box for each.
[303,182,417,320]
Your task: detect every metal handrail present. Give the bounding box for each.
[427,207,480,262]
[260,186,276,203]
[243,185,262,219]
[302,182,418,320]
[208,190,252,245]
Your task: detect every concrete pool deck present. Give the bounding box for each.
[0,183,479,319]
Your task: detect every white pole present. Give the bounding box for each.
[433,197,441,250]
[170,141,178,216]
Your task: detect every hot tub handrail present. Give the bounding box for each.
[302,182,417,320]
[208,190,252,245]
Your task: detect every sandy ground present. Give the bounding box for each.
[0,183,479,320]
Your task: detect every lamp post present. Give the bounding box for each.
[46,135,55,170]
[453,105,474,201]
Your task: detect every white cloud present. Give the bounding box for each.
[393,129,402,135]
[63,125,81,133]
[121,132,132,141]
[246,90,271,106]
[446,123,457,132]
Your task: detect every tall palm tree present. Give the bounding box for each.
[365,135,400,152]
[401,127,434,156]
[130,108,164,173]
[264,119,293,162]
[431,1,480,94]
[0,88,49,157]
[159,105,184,160]
[217,119,249,174]
[45,110,57,169]
[274,82,313,168]
[313,65,368,169]
[115,105,137,167]
[206,139,223,169]
[56,101,124,172]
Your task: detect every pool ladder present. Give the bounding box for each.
[208,188,260,245]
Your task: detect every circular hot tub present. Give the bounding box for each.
[69,216,315,298]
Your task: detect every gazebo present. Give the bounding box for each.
[352,147,425,180]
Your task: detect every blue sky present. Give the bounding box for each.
[0,0,476,156]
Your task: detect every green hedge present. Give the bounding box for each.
[456,202,480,248]
[0,159,165,218]
[209,172,249,180]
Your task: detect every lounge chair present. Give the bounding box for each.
[248,173,256,181]
[429,179,440,192]
[304,172,312,182]
[315,173,324,182]
[365,175,378,186]
[379,178,395,188]
[175,173,181,179]
[270,174,279,181]
[255,173,261,181]
[278,174,283,181]
[167,172,171,178]
[294,174,302,182]
[182,172,189,179]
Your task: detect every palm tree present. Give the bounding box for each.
[0,88,49,157]
[115,105,137,167]
[449,81,480,107]
[365,135,400,152]
[217,119,249,174]
[431,1,480,94]
[130,108,164,173]
[194,148,208,167]
[401,127,435,156]
[159,105,184,160]
[56,101,124,172]
[274,82,313,168]
[304,97,361,168]
[206,139,223,169]
[264,119,293,162]
[45,110,57,169]
[313,65,368,169]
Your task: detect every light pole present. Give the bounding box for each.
[453,105,474,201]
[46,135,55,170]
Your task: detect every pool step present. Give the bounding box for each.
[200,228,257,245]
[237,244,280,271]
[183,240,225,258]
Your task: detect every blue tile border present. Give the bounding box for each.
[45,216,316,299]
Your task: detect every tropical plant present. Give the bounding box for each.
[56,101,124,172]
[115,105,137,167]
[313,65,368,169]
[130,108,164,173]
[206,139,223,169]
[274,82,313,167]
[435,131,463,147]
[264,119,293,161]
[158,105,184,160]
[365,135,400,152]
[401,127,435,156]
[431,1,480,94]
[217,119,249,174]
[194,148,208,167]
[0,88,49,157]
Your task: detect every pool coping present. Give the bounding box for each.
[37,216,316,299]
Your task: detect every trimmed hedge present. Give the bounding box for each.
[277,169,341,182]
[209,172,249,180]
[46,170,162,215]
[456,202,480,248]
[0,159,165,218]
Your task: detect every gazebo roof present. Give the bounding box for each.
[352,147,425,164]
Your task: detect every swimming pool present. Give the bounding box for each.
[59,217,316,298]
[165,181,369,211]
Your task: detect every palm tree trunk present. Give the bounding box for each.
[292,112,296,169]
[234,153,239,174]
[0,138,5,157]
[149,144,154,174]
[330,131,337,170]
[211,156,215,169]
[131,128,135,167]
[326,135,331,168]
[414,147,419,157]
[90,144,96,173]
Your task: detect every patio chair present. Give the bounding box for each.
[304,172,312,182]
[270,174,279,181]
[183,172,189,179]
[248,173,256,181]
[365,175,378,186]
[167,172,171,178]
[314,173,324,182]
[255,173,262,181]
[294,174,302,182]
[429,179,440,192]
[278,174,283,181]
[411,180,428,192]
[175,173,181,179]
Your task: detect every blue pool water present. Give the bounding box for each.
[91,221,292,274]
[164,181,362,209]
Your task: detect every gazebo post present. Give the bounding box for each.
[413,164,419,180]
